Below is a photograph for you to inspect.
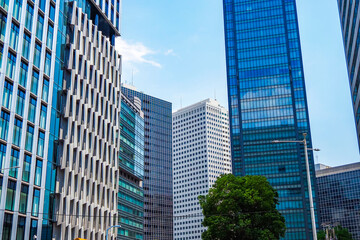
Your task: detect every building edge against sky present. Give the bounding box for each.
[122,84,174,240]
[223,0,319,239]
[172,99,232,239]
[337,0,360,151]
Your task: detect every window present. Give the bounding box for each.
[9,149,19,178]
[0,176,2,201]
[19,61,28,87]
[22,33,31,59]
[33,42,41,68]
[0,111,10,140]
[36,14,44,40]
[44,51,51,76]
[0,12,6,41]
[2,80,13,109]
[12,0,22,21]
[5,180,16,211]
[16,89,25,116]
[46,24,54,49]
[16,216,26,240]
[29,219,38,239]
[42,78,49,102]
[31,70,39,94]
[28,97,36,123]
[32,188,40,216]
[19,185,29,214]
[39,0,45,12]
[25,3,34,31]
[13,118,22,146]
[40,104,47,129]
[0,143,5,171]
[25,125,34,152]
[34,159,42,186]
[0,44,3,66]
[6,51,16,79]
[10,22,20,50]
[22,154,31,182]
[49,4,55,21]
[37,131,45,157]
[2,213,13,240]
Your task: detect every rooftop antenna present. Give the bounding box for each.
[214,89,217,100]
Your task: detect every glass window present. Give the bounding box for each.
[19,61,28,87]
[9,148,19,178]
[0,111,10,141]
[49,4,55,21]
[31,70,39,94]
[29,219,38,239]
[0,12,7,41]
[22,33,31,59]
[32,188,40,216]
[37,131,45,157]
[46,24,54,49]
[12,0,22,21]
[36,14,44,40]
[25,125,34,152]
[16,216,26,240]
[22,154,31,182]
[0,143,5,172]
[2,213,13,240]
[2,80,13,109]
[0,176,2,201]
[6,51,16,79]
[28,97,37,123]
[0,44,3,66]
[44,51,51,76]
[25,3,33,31]
[33,42,41,68]
[39,0,45,12]
[12,118,22,146]
[42,78,49,102]
[40,104,47,129]
[34,159,42,186]
[19,185,28,214]
[5,180,16,211]
[10,22,20,50]
[16,89,25,116]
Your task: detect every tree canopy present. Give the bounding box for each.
[198,174,286,240]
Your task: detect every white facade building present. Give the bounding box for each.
[172,99,232,240]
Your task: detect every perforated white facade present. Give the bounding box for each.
[172,99,232,240]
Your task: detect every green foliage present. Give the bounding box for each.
[317,226,353,240]
[198,174,286,240]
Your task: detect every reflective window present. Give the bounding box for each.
[34,159,42,186]
[25,3,33,31]
[42,78,49,102]
[22,154,31,182]
[16,216,26,240]
[36,14,44,40]
[22,33,31,59]
[19,185,28,214]
[32,188,40,216]
[0,44,3,66]
[19,61,28,87]
[39,0,45,12]
[49,4,55,21]
[5,180,16,211]
[37,131,45,157]
[28,97,37,123]
[46,24,54,49]
[40,104,47,129]
[31,70,39,94]
[10,22,20,50]
[25,125,34,152]
[0,111,10,141]
[44,51,51,76]
[12,0,22,21]
[2,80,13,109]
[2,213,13,240]
[29,219,38,239]
[0,143,5,171]
[12,118,22,146]
[6,51,16,79]
[9,148,19,178]
[33,42,41,68]
[16,89,25,116]
[0,176,2,202]
[0,12,6,41]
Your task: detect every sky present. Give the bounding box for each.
[115,0,360,167]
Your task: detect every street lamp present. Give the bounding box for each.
[105,225,121,240]
[272,133,318,240]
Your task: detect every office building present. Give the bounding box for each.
[0,0,122,239]
[337,0,360,149]
[315,163,331,171]
[122,85,173,240]
[118,94,145,239]
[316,162,360,240]
[172,99,232,240]
[223,1,318,239]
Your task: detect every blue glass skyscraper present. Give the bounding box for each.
[223,1,318,239]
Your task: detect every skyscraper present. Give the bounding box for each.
[337,0,360,150]
[316,163,360,240]
[119,94,145,239]
[223,1,318,239]
[0,0,122,239]
[122,85,173,240]
[172,99,232,240]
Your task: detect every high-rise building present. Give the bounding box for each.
[0,0,122,239]
[223,1,318,239]
[122,84,173,240]
[172,99,232,240]
[316,163,360,240]
[118,94,145,239]
[337,0,360,150]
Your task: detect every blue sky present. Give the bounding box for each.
[116,0,360,167]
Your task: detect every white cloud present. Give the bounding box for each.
[115,37,161,68]
[164,49,176,56]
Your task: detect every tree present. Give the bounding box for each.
[317,225,353,240]
[198,174,286,240]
